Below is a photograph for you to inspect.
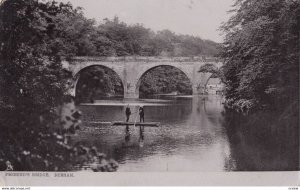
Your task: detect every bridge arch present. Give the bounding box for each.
[73,64,125,101]
[134,64,194,98]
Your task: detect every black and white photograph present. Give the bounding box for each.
[0,0,299,187]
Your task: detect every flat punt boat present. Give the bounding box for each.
[111,121,160,127]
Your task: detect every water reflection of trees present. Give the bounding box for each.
[223,107,299,171]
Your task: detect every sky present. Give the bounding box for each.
[58,0,234,43]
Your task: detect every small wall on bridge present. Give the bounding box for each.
[64,57,222,99]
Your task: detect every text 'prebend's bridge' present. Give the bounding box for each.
[64,56,222,98]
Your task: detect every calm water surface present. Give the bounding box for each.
[75,95,298,171]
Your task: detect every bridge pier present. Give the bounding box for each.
[124,83,139,99]
[192,84,198,95]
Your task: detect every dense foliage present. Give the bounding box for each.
[58,15,220,57]
[76,66,124,103]
[139,66,192,97]
[0,0,117,171]
[221,0,299,112]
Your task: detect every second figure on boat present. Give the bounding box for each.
[139,106,144,123]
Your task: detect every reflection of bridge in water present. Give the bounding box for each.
[64,56,222,98]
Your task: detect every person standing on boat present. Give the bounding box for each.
[139,106,144,123]
[125,104,131,122]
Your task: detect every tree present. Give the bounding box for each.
[198,63,223,93]
[220,0,299,112]
[0,0,117,171]
[198,63,221,78]
[220,0,299,167]
[51,5,98,57]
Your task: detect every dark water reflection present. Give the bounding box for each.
[75,95,298,171]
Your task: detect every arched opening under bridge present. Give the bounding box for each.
[75,65,124,103]
[136,65,193,98]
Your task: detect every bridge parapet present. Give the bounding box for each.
[67,56,220,63]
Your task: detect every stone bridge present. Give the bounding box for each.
[64,56,222,98]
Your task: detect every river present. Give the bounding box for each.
[75,95,298,171]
